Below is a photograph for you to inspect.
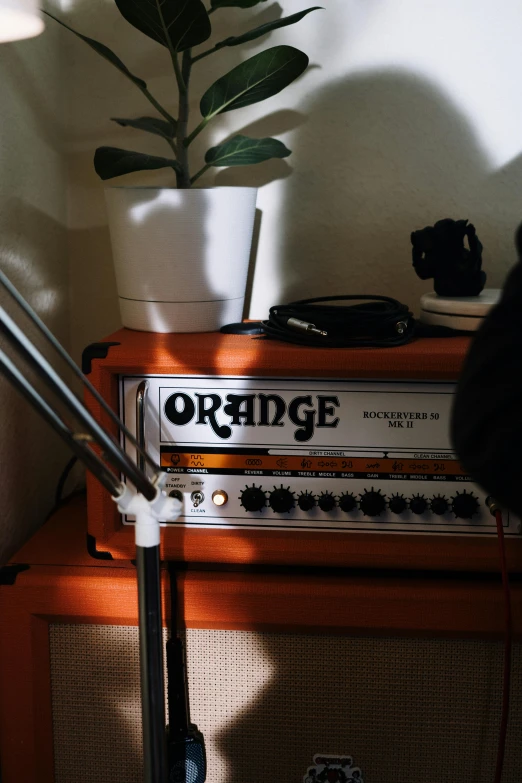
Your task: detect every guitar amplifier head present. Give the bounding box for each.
[84,330,522,570]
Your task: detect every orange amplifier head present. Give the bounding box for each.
[84,329,522,571]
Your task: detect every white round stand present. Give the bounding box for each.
[419,289,501,331]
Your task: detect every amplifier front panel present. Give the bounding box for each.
[121,375,519,536]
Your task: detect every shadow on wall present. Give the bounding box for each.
[215,109,305,188]
[0,199,69,564]
[62,3,522,347]
[220,70,522,313]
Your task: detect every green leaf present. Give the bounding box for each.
[112,116,177,139]
[42,11,147,89]
[216,7,322,48]
[94,147,181,180]
[114,0,211,52]
[205,134,291,167]
[211,0,268,8]
[200,45,309,119]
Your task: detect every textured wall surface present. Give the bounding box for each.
[59,0,522,357]
[0,22,69,563]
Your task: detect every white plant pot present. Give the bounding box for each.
[105,186,258,333]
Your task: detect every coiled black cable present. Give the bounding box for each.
[261,295,416,347]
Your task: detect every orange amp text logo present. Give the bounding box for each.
[164,392,340,442]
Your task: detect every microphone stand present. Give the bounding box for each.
[0,271,176,783]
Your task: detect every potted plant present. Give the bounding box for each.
[45,1,319,333]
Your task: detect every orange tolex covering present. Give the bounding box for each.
[83,329,522,571]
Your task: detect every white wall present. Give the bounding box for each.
[0,21,70,563]
[59,0,522,360]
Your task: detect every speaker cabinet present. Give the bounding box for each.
[49,625,522,783]
[2,498,522,782]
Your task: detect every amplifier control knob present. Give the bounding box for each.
[409,494,428,515]
[239,485,266,513]
[389,494,407,514]
[430,495,448,515]
[318,492,336,512]
[451,491,479,519]
[298,492,316,511]
[339,493,357,513]
[269,485,295,514]
[359,488,386,517]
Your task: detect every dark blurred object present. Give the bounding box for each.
[167,563,207,783]
[411,218,486,296]
[451,223,522,516]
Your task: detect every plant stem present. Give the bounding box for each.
[155,0,187,97]
[165,137,178,157]
[190,163,211,185]
[182,47,192,85]
[184,117,210,148]
[191,42,223,63]
[172,53,187,95]
[138,85,177,126]
[175,49,192,187]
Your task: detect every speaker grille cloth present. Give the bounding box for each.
[49,626,522,782]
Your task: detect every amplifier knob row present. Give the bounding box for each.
[238,486,480,519]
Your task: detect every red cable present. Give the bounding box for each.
[494,509,512,783]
